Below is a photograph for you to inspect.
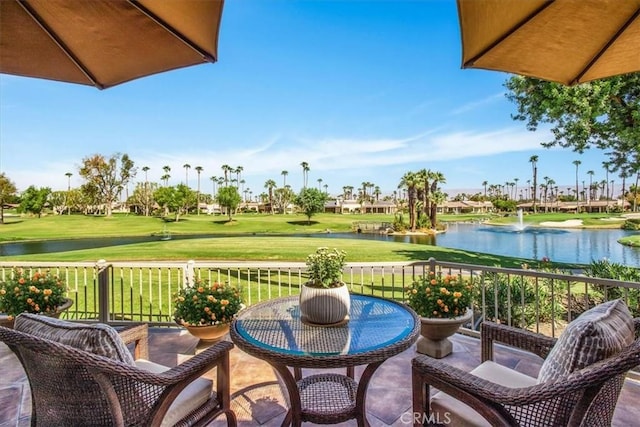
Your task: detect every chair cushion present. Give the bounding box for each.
[135,359,214,427]
[14,313,134,365]
[537,298,634,384]
[430,361,537,427]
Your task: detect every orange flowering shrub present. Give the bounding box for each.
[173,279,243,326]
[0,268,68,319]
[405,271,473,318]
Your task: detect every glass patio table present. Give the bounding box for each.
[229,294,420,427]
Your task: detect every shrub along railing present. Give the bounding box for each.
[1,259,638,338]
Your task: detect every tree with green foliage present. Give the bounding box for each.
[78,153,136,217]
[295,187,327,224]
[79,183,100,214]
[19,186,51,217]
[154,184,196,222]
[0,173,17,224]
[217,185,241,221]
[505,74,639,181]
[273,186,295,214]
[130,181,158,216]
[49,191,67,215]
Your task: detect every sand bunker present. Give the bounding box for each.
[539,219,583,228]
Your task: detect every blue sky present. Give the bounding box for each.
[0,0,613,198]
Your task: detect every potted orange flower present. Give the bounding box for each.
[0,268,72,328]
[406,271,473,358]
[173,279,243,342]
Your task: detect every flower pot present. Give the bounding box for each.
[416,309,472,358]
[299,283,350,326]
[0,297,74,329]
[184,323,230,343]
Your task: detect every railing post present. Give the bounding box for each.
[96,259,110,323]
[428,257,437,275]
[184,260,195,286]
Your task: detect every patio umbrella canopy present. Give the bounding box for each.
[457,0,640,85]
[0,0,224,89]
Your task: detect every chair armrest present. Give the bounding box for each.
[481,321,556,362]
[162,340,234,382]
[117,323,149,360]
[412,354,625,408]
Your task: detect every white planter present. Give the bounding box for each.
[299,283,350,326]
[416,310,473,358]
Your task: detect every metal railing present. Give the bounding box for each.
[1,258,639,338]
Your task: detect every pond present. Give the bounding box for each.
[324,223,640,266]
[1,224,638,266]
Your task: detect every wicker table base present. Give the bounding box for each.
[230,295,420,427]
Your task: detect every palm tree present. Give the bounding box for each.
[541,176,550,210]
[195,166,203,215]
[141,167,150,216]
[429,171,446,228]
[546,178,556,211]
[65,172,73,215]
[235,166,243,188]
[264,179,276,214]
[210,176,217,199]
[162,165,171,186]
[183,163,191,187]
[587,170,595,207]
[529,155,538,213]
[221,165,231,186]
[281,170,288,188]
[514,178,519,200]
[323,183,328,194]
[300,161,309,189]
[360,181,369,204]
[416,169,429,217]
[398,171,419,231]
[573,160,581,212]
[481,180,488,200]
[317,178,323,191]
[620,169,630,203]
[374,186,381,201]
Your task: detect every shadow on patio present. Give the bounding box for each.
[2,328,639,426]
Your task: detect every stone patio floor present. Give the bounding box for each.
[1,327,639,426]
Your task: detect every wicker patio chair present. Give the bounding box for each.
[0,313,236,427]
[412,299,640,427]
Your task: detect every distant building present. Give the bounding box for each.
[324,198,397,214]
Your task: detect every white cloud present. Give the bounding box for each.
[4,126,551,193]
[451,92,505,115]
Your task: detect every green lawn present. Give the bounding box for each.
[0,211,625,269]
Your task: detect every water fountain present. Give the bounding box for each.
[513,209,527,231]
